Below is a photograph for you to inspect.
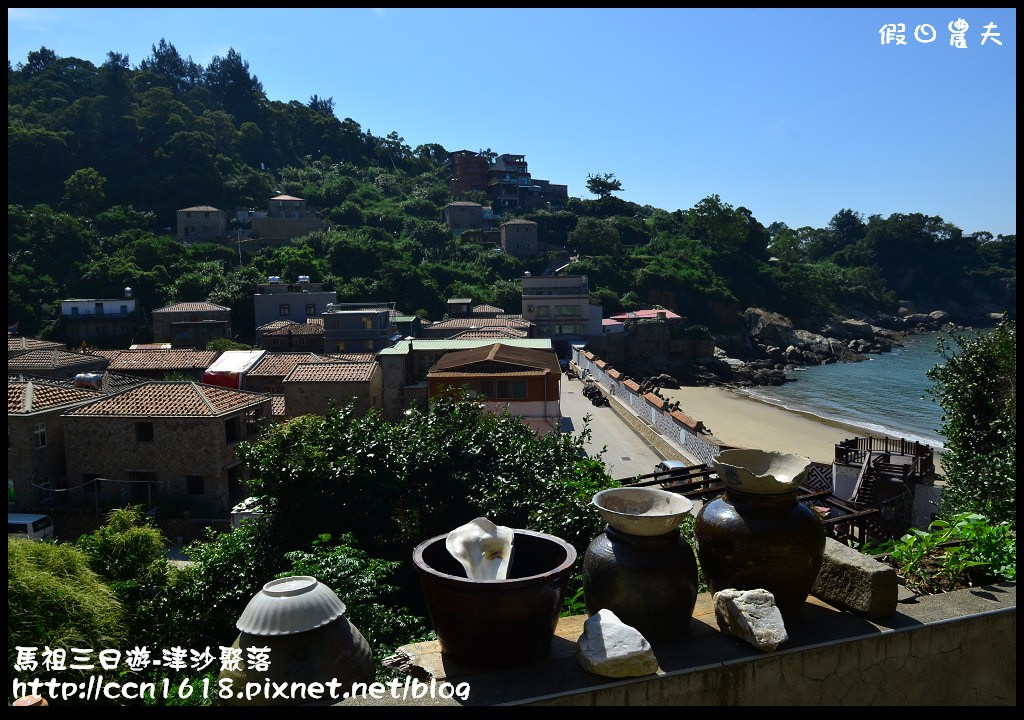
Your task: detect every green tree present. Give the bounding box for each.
[585,172,623,199]
[927,318,1016,526]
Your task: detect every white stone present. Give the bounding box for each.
[576,609,660,678]
[714,588,788,652]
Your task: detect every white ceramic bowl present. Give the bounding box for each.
[236,576,346,636]
[711,449,811,494]
[593,487,694,536]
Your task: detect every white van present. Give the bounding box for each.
[8,513,55,541]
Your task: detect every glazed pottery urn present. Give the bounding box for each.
[583,487,699,642]
[695,449,825,620]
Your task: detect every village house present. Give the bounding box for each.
[500,218,539,257]
[426,343,562,433]
[62,382,272,514]
[321,302,399,354]
[176,205,227,241]
[259,319,326,352]
[250,195,324,244]
[376,338,555,421]
[151,301,232,347]
[8,379,102,512]
[253,276,336,328]
[106,348,221,381]
[8,336,65,359]
[59,288,149,347]
[242,352,373,396]
[282,361,382,418]
[7,349,109,381]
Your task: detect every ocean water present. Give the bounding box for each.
[741,332,949,450]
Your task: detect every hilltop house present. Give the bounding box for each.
[176,205,227,241]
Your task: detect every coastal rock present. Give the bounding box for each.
[576,609,660,678]
[811,538,898,620]
[745,308,799,348]
[841,319,875,341]
[713,588,788,652]
[928,310,950,323]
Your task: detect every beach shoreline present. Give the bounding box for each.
[660,385,945,473]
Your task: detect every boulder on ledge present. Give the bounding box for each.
[576,609,660,678]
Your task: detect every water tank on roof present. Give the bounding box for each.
[268,276,282,284]
[124,287,133,298]
[297,275,310,284]
[74,372,103,390]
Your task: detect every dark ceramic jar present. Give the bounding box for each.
[583,525,699,642]
[695,452,825,621]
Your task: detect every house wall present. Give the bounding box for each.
[250,216,323,243]
[152,310,231,344]
[176,209,227,240]
[501,222,539,257]
[282,367,383,418]
[253,291,336,328]
[62,407,267,513]
[7,411,73,511]
[443,204,485,234]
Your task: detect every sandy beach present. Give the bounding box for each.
[660,386,945,472]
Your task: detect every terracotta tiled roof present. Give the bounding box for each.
[265,323,325,336]
[283,362,377,383]
[248,353,349,377]
[271,194,304,201]
[85,349,124,361]
[471,304,505,314]
[9,380,101,414]
[502,218,537,225]
[425,317,531,331]
[8,349,109,370]
[8,371,148,395]
[428,369,546,379]
[445,201,484,208]
[429,343,560,374]
[450,328,528,339]
[65,382,269,417]
[179,206,223,212]
[8,337,65,353]
[153,302,231,314]
[257,320,298,333]
[610,309,682,321]
[108,349,220,371]
[270,395,287,417]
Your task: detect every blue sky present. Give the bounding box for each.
[8,8,1017,237]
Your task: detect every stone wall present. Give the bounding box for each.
[573,349,723,466]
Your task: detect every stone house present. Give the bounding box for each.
[250,195,324,243]
[442,202,487,235]
[501,219,539,257]
[8,336,65,359]
[106,349,221,381]
[282,361,382,418]
[426,343,561,433]
[7,379,102,512]
[260,320,326,353]
[242,352,373,396]
[7,349,109,381]
[176,205,227,241]
[62,382,272,514]
[151,301,232,347]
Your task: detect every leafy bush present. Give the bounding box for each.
[927,318,1016,527]
[865,513,1016,594]
[8,538,124,689]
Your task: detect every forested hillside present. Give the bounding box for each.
[8,41,1015,343]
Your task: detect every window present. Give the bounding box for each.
[37,477,52,502]
[296,337,305,346]
[279,304,290,317]
[363,340,374,352]
[120,305,128,314]
[186,475,204,495]
[135,422,154,442]
[225,417,242,444]
[362,317,373,330]
[537,306,550,318]
[95,302,104,315]
[305,304,316,316]
[71,306,79,316]
[33,422,47,449]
